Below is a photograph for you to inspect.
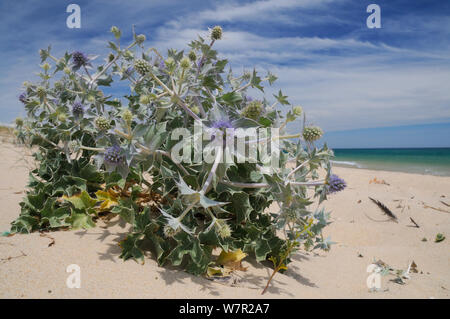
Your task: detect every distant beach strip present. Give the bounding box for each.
[332,148,450,176]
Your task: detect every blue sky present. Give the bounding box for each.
[0,0,449,147]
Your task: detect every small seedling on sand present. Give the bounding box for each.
[435,233,445,243]
[10,26,346,293]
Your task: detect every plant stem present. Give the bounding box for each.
[201,147,223,194]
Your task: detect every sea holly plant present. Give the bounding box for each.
[10,25,346,293]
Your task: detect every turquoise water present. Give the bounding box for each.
[332,148,450,176]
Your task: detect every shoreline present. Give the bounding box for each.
[332,162,450,178]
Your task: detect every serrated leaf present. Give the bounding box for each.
[66,210,96,230]
[61,190,97,210]
[95,190,119,211]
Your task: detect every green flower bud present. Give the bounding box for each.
[188,51,197,62]
[69,140,80,153]
[58,113,67,123]
[41,63,50,71]
[303,126,323,142]
[211,26,223,40]
[139,95,151,105]
[215,219,231,239]
[165,57,175,69]
[134,59,151,75]
[64,67,71,74]
[87,95,96,103]
[108,53,115,62]
[122,109,133,125]
[135,34,146,44]
[293,106,303,116]
[180,57,191,69]
[15,117,24,127]
[163,225,180,238]
[190,106,200,115]
[36,86,46,99]
[241,101,263,120]
[110,26,121,39]
[95,117,111,131]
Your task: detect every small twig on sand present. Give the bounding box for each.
[440,200,450,208]
[39,232,56,247]
[0,250,27,264]
[421,201,450,214]
[408,217,420,228]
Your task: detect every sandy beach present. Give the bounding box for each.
[0,141,449,299]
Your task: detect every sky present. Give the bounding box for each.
[0,0,449,148]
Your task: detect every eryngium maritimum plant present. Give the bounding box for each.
[10,26,346,293]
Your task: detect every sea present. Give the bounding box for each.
[331,148,450,177]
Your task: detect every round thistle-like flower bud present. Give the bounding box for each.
[87,94,96,103]
[327,174,347,194]
[122,109,133,125]
[36,86,46,99]
[72,101,84,118]
[303,126,323,142]
[139,94,151,105]
[41,63,50,71]
[163,225,180,238]
[293,106,303,116]
[110,26,121,39]
[58,113,67,123]
[95,117,111,131]
[188,51,197,62]
[69,140,80,153]
[15,117,24,127]
[104,145,124,165]
[135,34,146,44]
[180,57,191,69]
[134,59,151,75]
[216,222,232,239]
[165,57,175,69]
[211,26,223,40]
[64,67,71,74]
[241,101,263,120]
[190,106,200,115]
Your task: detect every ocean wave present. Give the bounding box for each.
[331,160,362,168]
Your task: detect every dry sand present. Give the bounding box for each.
[0,141,449,298]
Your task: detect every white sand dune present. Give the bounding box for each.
[0,142,449,298]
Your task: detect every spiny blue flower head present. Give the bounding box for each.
[72,101,84,117]
[72,51,89,70]
[104,145,124,165]
[327,174,347,194]
[19,92,27,104]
